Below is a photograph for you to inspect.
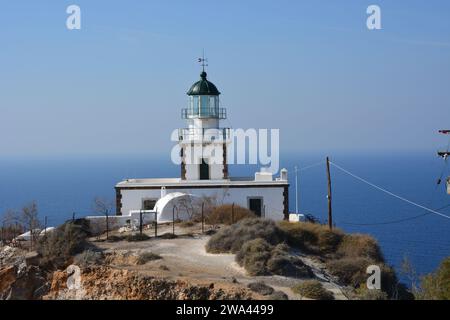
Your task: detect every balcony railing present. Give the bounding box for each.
[181,108,227,119]
[178,128,231,142]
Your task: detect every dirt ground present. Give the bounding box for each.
[92,223,347,300]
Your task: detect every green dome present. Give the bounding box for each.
[187,71,221,96]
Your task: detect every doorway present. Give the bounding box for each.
[200,158,210,180]
[248,197,263,217]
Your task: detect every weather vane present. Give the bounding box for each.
[198,51,208,72]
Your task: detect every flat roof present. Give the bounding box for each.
[116,177,288,188]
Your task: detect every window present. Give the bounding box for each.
[142,199,157,210]
[192,96,199,115]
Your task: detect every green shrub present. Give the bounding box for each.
[292,280,334,300]
[126,233,150,242]
[37,219,91,269]
[418,257,450,300]
[337,234,384,262]
[247,281,274,296]
[74,249,104,268]
[206,218,285,254]
[206,204,256,226]
[136,252,162,265]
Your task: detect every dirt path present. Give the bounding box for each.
[94,231,347,300]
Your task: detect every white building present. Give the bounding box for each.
[113,70,289,223]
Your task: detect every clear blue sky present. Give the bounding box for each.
[1,0,450,157]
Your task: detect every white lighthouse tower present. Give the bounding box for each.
[179,67,230,181]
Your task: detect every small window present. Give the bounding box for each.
[142,199,157,210]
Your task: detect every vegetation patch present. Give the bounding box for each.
[292,280,334,300]
[126,233,151,242]
[247,281,274,296]
[206,204,256,226]
[269,291,289,300]
[37,219,91,270]
[136,252,162,265]
[277,221,343,254]
[206,218,285,254]
[337,234,384,262]
[235,239,313,277]
[417,257,450,300]
[74,249,104,268]
[159,233,178,239]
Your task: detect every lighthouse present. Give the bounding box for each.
[179,70,229,180]
[110,62,290,225]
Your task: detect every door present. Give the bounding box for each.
[248,198,263,217]
[200,158,210,180]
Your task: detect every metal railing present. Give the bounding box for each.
[181,107,227,119]
[178,127,230,142]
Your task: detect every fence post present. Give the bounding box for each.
[231,203,235,224]
[105,210,109,240]
[201,202,204,234]
[154,212,158,237]
[172,206,176,235]
[139,210,143,235]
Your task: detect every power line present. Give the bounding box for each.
[330,161,450,220]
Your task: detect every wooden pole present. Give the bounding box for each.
[105,209,109,240]
[326,157,333,230]
[201,202,204,234]
[139,210,143,235]
[154,212,158,237]
[231,203,235,225]
[172,206,176,235]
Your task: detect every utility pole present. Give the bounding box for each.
[326,157,333,230]
[294,165,299,213]
[437,130,450,195]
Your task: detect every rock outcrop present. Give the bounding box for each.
[44,265,253,300]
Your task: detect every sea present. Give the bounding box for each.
[1,152,449,282]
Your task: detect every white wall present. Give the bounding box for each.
[119,186,286,221]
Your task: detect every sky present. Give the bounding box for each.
[1,0,450,157]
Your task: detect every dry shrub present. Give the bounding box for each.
[247,281,274,296]
[236,238,273,276]
[277,221,343,254]
[292,280,334,300]
[269,291,289,300]
[136,252,162,265]
[354,286,388,300]
[206,218,285,254]
[206,204,256,225]
[126,233,150,242]
[235,239,313,277]
[37,219,91,269]
[179,221,195,228]
[418,257,450,300]
[326,257,374,287]
[326,257,400,298]
[337,234,384,262]
[73,249,104,268]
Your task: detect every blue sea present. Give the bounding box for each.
[1,152,449,281]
